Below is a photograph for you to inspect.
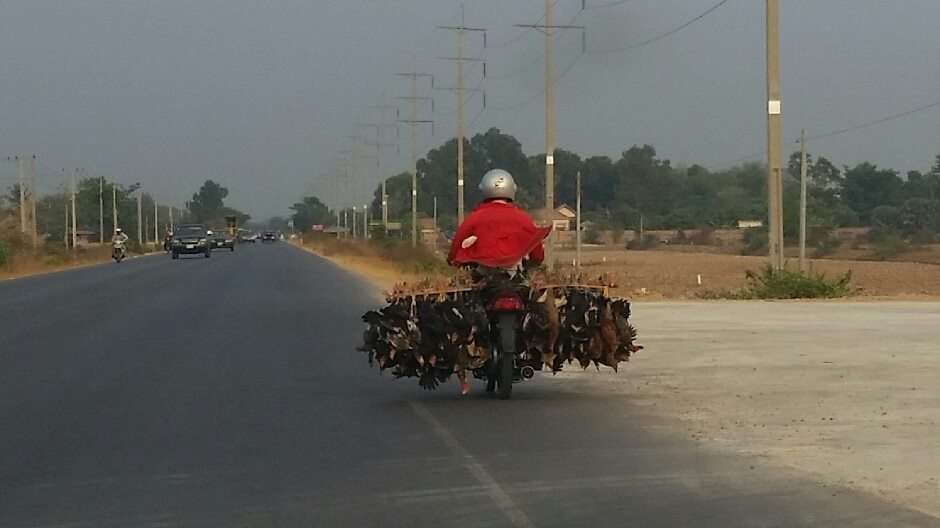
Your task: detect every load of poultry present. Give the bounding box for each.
[358,273,643,390]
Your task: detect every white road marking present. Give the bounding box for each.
[409,401,536,528]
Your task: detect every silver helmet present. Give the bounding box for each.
[478,169,517,201]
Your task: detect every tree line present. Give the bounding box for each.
[341,128,939,240]
[1,178,249,245]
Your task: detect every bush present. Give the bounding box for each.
[626,234,659,250]
[689,227,715,246]
[583,224,602,244]
[813,234,841,258]
[740,229,768,256]
[741,266,852,299]
[871,233,909,260]
[909,229,936,246]
[0,240,8,267]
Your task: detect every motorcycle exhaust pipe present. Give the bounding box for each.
[520,365,535,380]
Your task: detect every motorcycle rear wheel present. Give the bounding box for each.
[496,313,516,400]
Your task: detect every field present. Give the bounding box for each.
[558,247,940,299]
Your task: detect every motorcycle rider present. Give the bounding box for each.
[447,169,551,395]
[447,169,548,268]
[112,228,129,258]
[163,227,174,251]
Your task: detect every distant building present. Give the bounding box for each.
[737,219,764,229]
[532,205,575,231]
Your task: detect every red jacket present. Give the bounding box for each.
[448,200,550,268]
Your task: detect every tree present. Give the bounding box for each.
[899,198,940,234]
[290,196,333,232]
[187,180,229,223]
[842,163,903,222]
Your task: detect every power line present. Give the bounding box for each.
[589,0,730,55]
[487,51,583,112]
[807,98,940,142]
[488,5,584,81]
[487,0,558,48]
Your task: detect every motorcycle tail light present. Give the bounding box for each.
[489,296,525,312]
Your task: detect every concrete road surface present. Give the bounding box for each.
[1,243,937,527]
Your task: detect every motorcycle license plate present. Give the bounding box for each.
[186,244,195,249]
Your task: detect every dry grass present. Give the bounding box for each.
[0,245,119,280]
[296,235,449,292]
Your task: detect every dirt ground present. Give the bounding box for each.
[551,301,940,518]
[558,247,940,299]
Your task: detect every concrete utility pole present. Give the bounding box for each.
[17,157,27,234]
[154,200,159,247]
[352,205,358,241]
[516,2,584,268]
[438,5,486,224]
[766,0,785,270]
[64,201,69,248]
[29,157,37,246]
[396,69,434,247]
[799,128,808,272]
[433,195,438,232]
[112,185,118,233]
[363,203,369,240]
[99,177,105,244]
[71,169,78,250]
[169,206,174,232]
[576,170,582,271]
[137,191,143,244]
[356,120,398,233]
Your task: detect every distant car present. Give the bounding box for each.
[262,231,277,243]
[209,230,235,252]
[238,232,258,243]
[171,224,211,259]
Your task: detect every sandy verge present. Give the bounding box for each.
[553,301,940,517]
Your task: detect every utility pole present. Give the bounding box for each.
[516,3,584,268]
[112,185,118,233]
[17,157,26,234]
[364,203,369,240]
[356,121,398,233]
[154,200,159,248]
[137,191,143,244]
[799,128,808,272]
[99,176,104,244]
[169,206,174,232]
[396,68,434,247]
[29,157,37,246]
[352,205,358,240]
[433,196,438,232]
[438,5,486,223]
[766,0,784,270]
[576,170,582,271]
[64,201,69,248]
[71,169,78,250]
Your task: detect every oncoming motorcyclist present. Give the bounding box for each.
[447,169,550,395]
[112,227,129,246]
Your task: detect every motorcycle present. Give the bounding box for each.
[472,266,532,400]
[112,241,127,263]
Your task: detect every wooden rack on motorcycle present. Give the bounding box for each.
[358,270,643,399]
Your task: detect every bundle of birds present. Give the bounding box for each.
[359,283,642,390]
[531,287,642,372]
[359,291,492,390]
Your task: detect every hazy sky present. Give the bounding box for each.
[2,0,939,219]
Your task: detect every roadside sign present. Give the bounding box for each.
[312,224,325,232]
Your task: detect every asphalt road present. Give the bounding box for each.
[1,242,936,527]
